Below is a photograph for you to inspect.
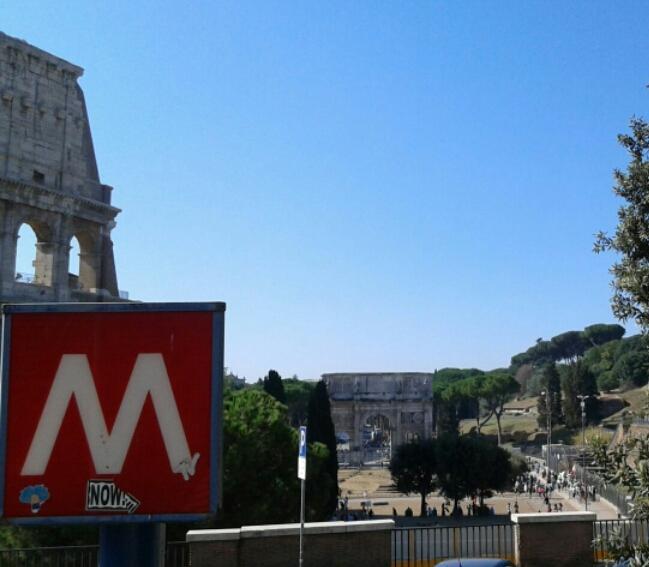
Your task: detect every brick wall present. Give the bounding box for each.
[512,511,596,567]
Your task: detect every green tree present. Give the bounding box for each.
[582,324,626,347]
[595,116,649,330]
[468,437,513,509]
[284,377,315,427]
[263,369,286,405]
[306,381,339,518]
[481,372,520,445]
[220,389,298,527]
[551,331,588,362]
[612,349,649,388]
[561,360,597,428]
[389,439,437,517]
[304,441,337,521]
[536,363,562,427]
[592,432,649,564]
[436,434,474,512]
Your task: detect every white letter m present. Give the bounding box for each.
[21,354,199,480]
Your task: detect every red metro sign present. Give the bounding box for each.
[0,303,225,524]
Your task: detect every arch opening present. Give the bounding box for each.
[69,231,97,291]
[69,236,80,279]
[362,414,392,465]
[15,223,37,284]
[15,221,53,286]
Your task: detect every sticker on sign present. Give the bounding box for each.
[86,480,140,514]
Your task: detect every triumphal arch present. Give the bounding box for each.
[322,372,435,466]
[0,32,121,303]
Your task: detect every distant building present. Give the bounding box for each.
[0,32,122,303]
[322,372,434,466]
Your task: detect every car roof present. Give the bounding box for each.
[435,560,514,567]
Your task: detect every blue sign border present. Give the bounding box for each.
[0,301,225,525]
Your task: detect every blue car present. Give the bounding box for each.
[436,560,515,567]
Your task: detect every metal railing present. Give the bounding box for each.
[166,541,190,566]
[0,541,190,567]
[392,523,515,566]
[0,545,98,567]
[594,519,649,563]
[574,464,633,517]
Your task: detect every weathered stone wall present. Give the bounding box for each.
[323,373,434,464]
[0,32,121,302]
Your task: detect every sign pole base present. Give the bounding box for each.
[99,522,165,567]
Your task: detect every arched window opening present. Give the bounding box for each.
[15,223,37,284]
[70,231,97,291]
[68,236,81,289]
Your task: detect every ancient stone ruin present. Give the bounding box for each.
[0,32,121,303]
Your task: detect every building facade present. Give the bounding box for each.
[0,32,121,303]
[322,372,435,466]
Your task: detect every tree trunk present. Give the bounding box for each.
[495,411,503,445]
[420,492,427,517]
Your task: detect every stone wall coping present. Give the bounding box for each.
[187,520,394,542]
[511,511,597,524]
[186,529,241,542]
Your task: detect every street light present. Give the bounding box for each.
[541,390,552,476]
[577,394,593,510]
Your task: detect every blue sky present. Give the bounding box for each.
[3,2,648,380]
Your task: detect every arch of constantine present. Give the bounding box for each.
[322,372,435,466]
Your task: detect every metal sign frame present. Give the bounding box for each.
[0,302,225,525]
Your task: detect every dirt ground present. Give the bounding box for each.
[339,467,618,519]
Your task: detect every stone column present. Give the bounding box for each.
[0,204,18,293]
[395,410,402,447]
[50,216,72,300]
[511,511,596,567]
[352,402,361,466]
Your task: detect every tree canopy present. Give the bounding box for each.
[390,435,513,516]
[220,389,298,527]
[510,323,626,371]
[595,117,649,331]
[263,369,286,404]
[306,380,339,518]
[390,438,437,517]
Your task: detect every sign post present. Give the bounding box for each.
[298,426,307,567]
[0,302,225,566]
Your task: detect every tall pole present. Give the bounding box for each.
[542,390,551,476]
[546,390,551,475]
[577,395,589,511]
[298,426,307,567]
[299,477,305,567]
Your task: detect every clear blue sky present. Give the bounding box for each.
[3,2,648,381]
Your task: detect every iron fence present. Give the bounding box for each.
[0,545,98,567]
[166,541,190,567]
[0,541,190,567]
[594,519,649,564]
[392,523,515,566]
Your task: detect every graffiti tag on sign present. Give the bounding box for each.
[86,480,140,514]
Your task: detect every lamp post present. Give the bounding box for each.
[577,394,593,510]
[541,390,552,476]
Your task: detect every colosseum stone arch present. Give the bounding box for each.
[322,372,435,466]
[0,32,121,303]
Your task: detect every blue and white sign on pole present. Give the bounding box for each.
[298,426,307,567]
[298,426,307,480]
